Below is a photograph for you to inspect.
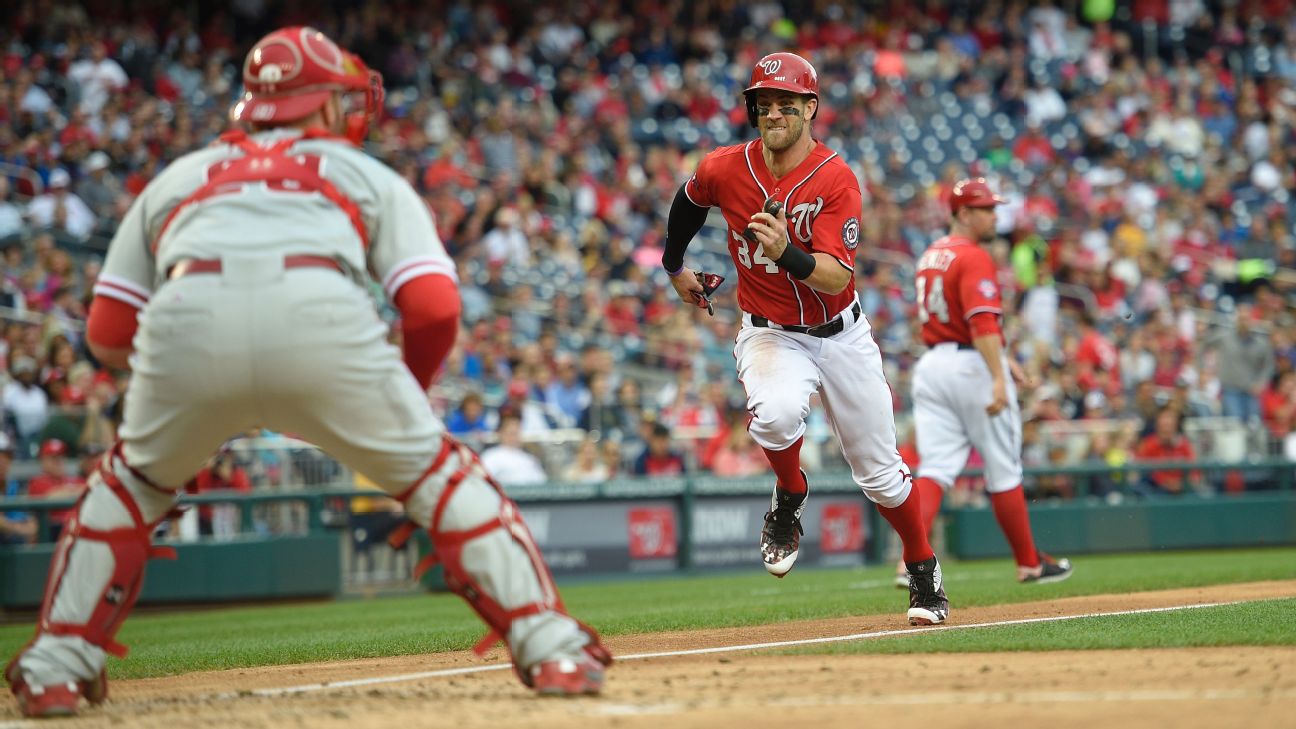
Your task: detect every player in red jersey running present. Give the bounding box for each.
[662,52,946,626]
[907,177,1073,586]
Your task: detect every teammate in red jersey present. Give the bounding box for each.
[662,52,946,626]
[908,177,1073,586]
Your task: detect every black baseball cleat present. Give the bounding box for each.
[760,477,807,578]
[1018,552,1074,584]
[905,555,949,625]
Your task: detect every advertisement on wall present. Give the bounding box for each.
[689,495,869,569]
[518,501,680,574]
[518,495,869,576]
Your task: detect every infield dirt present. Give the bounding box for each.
[4,580,1294,728]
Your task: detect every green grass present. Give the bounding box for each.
[1,547,1292,680]
[781,599,1296,655]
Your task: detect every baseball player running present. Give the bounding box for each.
[663,52,947,626]
[6,27,610,718]
[907,178,1072,586]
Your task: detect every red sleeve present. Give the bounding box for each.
[683,152,716,208]
[86,295,140,350]
[957,248,1003,321]
[392,273,461,390]
[967,311,1002,337]
[232,469,251,492]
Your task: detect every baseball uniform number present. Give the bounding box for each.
[915,275,951,324]
[731,230,779,272]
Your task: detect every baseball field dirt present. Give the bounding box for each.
[4,580,1293,728]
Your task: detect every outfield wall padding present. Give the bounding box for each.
[0,535,340,609]
[945,493,1296,558]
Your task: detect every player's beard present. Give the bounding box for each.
[761,114,804,152]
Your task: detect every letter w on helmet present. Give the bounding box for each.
[743,52,819,128]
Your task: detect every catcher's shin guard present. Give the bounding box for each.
[391,437,612,687]
[8,445,177,716]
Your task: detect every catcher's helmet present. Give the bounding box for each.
[743,52,819,128]
[230,26,384,145]
[949,177,1005,215]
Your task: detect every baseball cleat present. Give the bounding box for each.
[530,652,608,696]
[1018,552,1074,584]
[904,555,949,626]
[760,475,807,577]
[5,655,107,718]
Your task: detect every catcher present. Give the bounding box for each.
[6,27,610,717]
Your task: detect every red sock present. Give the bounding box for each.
[761,438,807,493]
[989,486,1039,567]
[913,477,945,537]
[877,484,934,563]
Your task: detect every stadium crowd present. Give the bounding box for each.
[3,0,1296,543]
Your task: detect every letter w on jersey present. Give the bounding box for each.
[789,196,823,244]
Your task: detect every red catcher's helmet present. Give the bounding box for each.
[743,52,819,128]
[949,177,1005,215]
[230,27,384,145]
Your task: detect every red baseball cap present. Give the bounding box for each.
[949,177,1005,215]
[39,439,68,458]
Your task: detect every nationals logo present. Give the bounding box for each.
[842,217,860,250]
[789,196,824,244]
[820,503,864,553]
[759,58,782,75]
[628,507,677,559]
[978,279,998,299]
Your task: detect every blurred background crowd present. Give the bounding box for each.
[3,0,1296,544]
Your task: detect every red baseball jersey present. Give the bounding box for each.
[684,139,860,326]
[915,236,1002,346]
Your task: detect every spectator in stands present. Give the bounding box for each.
[1133,407,1203,497]
[704,409,767,478]
[1035,442,1075,500]
[346,471,406,578]
[0,432,35,545]
[481,207,530,267]
[561,435,610,484]
[4,356,49,455]
[0,177,24,242]
[1260,371,1296,446]
[25,169,96,241]
[577,371,620,436]
[632,422,685,477]
[1204,303,1275,426]
[74,151,123,229]
[446,391,494,440]
[1074,309,1121,395]
[542,352,589,428]
[24,438,87,541]
[185,449,252,537]
[600,437,625,477]
[480,412,547,487]
[0,0,1292,495]
[67,40,128,116]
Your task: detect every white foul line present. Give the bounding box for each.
[242,600,1238,698]
[586,687,1296,716]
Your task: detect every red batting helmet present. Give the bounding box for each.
[230,27,384,145]
[949,177,1005,215]
[743,52,819,128]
